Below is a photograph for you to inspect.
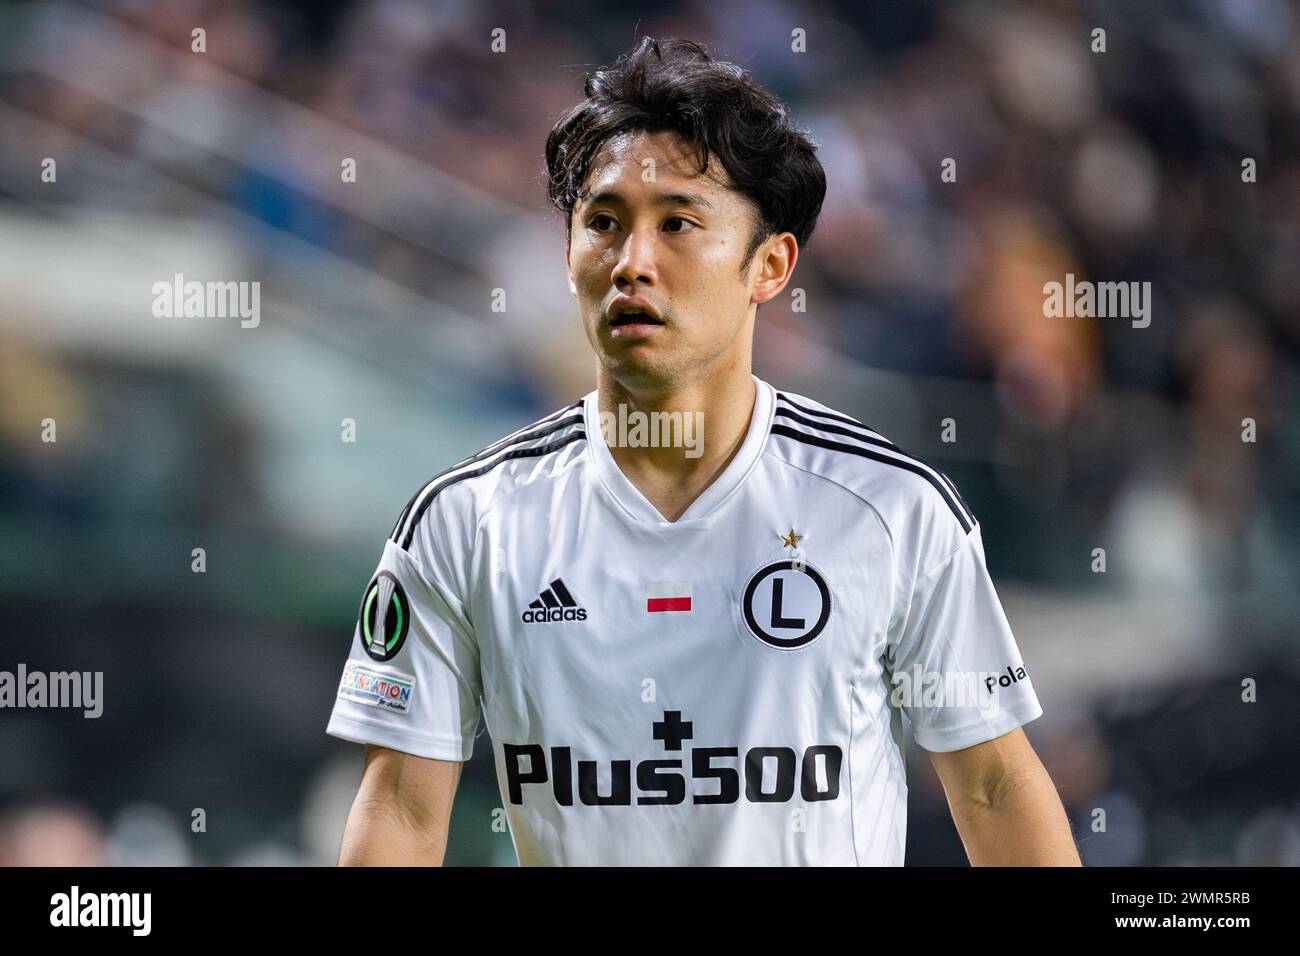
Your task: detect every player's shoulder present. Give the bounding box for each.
[764,385,977,545]
[389,396,589,553]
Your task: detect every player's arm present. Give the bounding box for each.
[338,744,464,866]
[925,728,1080,866]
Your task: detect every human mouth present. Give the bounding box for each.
[606,298,666,339]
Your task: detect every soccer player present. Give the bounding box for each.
[327,37,1081,866]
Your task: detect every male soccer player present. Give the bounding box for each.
[327,37,1081,866]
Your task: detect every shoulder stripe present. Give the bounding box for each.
[775,395,975,527]
[774,404,894,449]
[398,427,587,551]
[391,409,584,546]
[389,409,582,541]
[459,399,584,467]
[389,406,574,542]
[776,393,876,432]
[935,470,972,521]
[770,424,973,534]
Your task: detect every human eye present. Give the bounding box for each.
[663,217,697,233]
[587,213,618,232]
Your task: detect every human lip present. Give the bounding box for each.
[605,297,666,341]
[606,296,665,327]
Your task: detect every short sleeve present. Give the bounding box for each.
[326,537,482,760]
[887,524,1042,753]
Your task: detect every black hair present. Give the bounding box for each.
[545,36,827,273]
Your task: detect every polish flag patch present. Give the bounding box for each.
[646,582,692,613]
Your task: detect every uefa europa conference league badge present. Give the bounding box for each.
[359,571,410,661]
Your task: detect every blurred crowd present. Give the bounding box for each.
[1,0,1298,865]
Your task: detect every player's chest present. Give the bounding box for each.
[468,502,894,697]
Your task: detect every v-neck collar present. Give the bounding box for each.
[583,375,775,527]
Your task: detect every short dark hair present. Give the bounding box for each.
[545,36,827,273]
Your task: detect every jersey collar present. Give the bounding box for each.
[583,375,775,526]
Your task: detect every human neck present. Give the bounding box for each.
[597,361,757,522]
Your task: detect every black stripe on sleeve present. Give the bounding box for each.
[391,413,584,545]
[458,401,583,467]
[770,424,973,534]
[775,393,871,431]
[774,401,976,527]
[398,429,587,551]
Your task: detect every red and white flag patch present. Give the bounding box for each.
[646,582,692,613]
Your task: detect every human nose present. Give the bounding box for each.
[611,226,659,291]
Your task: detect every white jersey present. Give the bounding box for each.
[326,376,1042,865]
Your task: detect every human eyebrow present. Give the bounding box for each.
[580,190,716,212]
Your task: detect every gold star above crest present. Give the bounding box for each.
[779,527,804,550]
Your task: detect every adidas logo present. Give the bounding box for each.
[521,578,588,624]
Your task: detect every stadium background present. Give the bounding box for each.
[1,0,1298,866]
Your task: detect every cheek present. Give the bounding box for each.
[573,250,614,290]
[685,246,748,305]
[699,235,750,280]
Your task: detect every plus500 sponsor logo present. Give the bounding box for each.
[502,742,842,806]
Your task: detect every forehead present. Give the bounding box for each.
[578,129,736,204]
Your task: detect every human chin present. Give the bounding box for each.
[599,341,677,386]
